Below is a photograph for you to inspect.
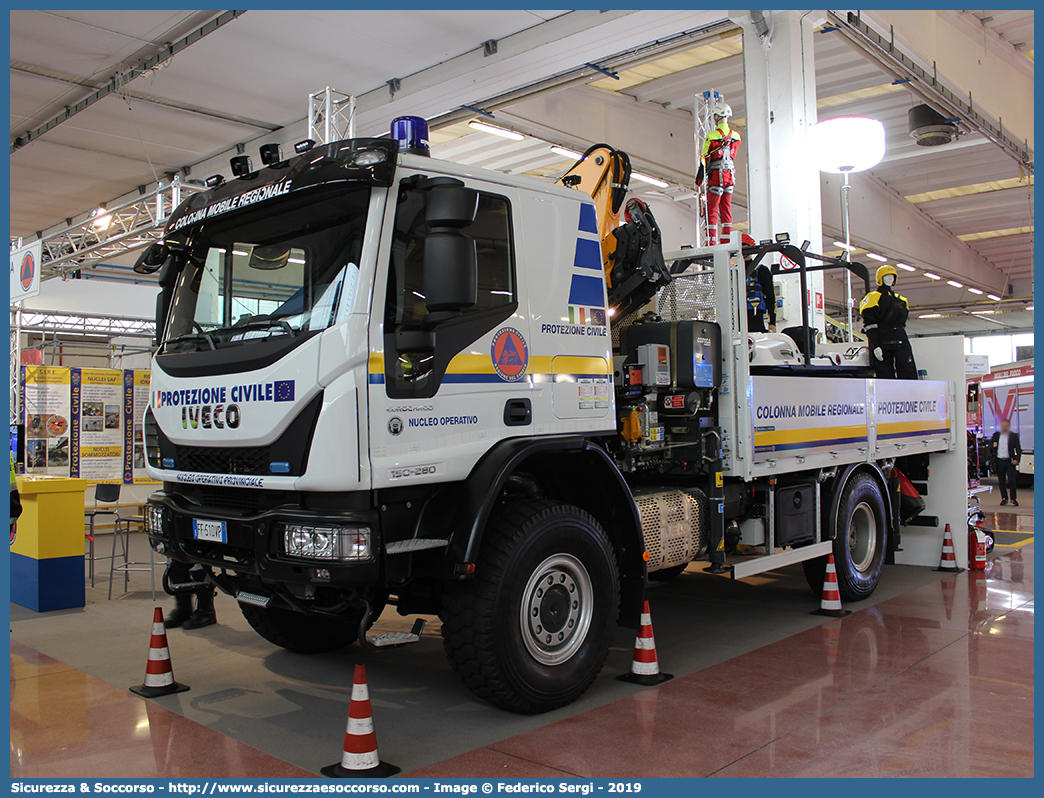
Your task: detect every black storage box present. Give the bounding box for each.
[775,483,816,547]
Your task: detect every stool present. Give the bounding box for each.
[84,483,121,587]
[108,514,156,600]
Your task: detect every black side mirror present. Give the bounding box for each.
[153,256,181,345]
[423,185,478,315]
[133,242,170,274]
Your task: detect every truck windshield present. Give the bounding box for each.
[163,186,370,351]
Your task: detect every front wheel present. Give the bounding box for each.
[440,499,620,714]
[804,473,888,602]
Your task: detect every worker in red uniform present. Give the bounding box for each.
[698,102,741,246]
[859,265,918,379]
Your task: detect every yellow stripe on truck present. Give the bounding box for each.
[754,424,868,445]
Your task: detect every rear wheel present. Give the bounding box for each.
[240,603,364,654]
[804,473,888,602]
[441,499,619,714]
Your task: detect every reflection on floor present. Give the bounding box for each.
[10,642,312,778]
[415,545,1034,778]
[11,512,1033,778]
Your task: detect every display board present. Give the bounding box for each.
[73,368,125,482]
[124,370,154,483]
[20,366,72,476]
[18,366,155,483]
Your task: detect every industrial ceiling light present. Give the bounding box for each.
[971,309,995,314]
[946,280,963,288]
[468,121,524,141]
[810,115,886,342]
[967,287,984,295]
[919,313,942,318]
[924,272,941,280]
[987,294,1001,301]
[865,252,887,262]
[810,116,886,175]
[896,263,916,271]
[91,207,111,231]
[550,145,584,160]
[832,241,853,250]
[631,172,670,188]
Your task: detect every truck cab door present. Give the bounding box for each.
[368,176,530,488]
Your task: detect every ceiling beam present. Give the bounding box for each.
[10,9,248,153]
[11,61,280,133]
[821,170,1010,294]
[828,10,1033,172]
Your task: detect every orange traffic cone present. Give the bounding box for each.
[322,665,399,778]
[617,600,673,685]
[934,524,964,572]
[811,553,851,617]
[130,607,190,698]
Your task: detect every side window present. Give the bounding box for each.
[384,185,517,398]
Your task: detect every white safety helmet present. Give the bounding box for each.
[712,101,733,119]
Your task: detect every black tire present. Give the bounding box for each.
[803,473,888,602]
[440,499,620,714]
[648,564,687,581]
[240,603,361,654]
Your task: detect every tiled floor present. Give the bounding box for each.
[10,642,312,778]
[412,545,1034,778]
[11,495,1033,778]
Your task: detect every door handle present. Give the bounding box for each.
[504,398,532,426]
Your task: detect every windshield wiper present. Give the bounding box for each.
[164,329,217,351]
[224,316,299,338]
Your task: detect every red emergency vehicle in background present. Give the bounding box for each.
[968,359,1034,485]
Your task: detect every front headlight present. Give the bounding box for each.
[281,524,372,561]
[146,504,166,535]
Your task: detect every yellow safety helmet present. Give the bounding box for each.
[876,264,898,286]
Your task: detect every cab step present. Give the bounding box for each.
[365,618,426,648]
[235,590,272,608]
[385,538,450,554]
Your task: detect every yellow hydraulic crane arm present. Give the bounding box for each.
[555,144,631,287]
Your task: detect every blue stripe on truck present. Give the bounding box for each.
[568,274,606,308]
[578,203,598,234]
[573,237,602,270]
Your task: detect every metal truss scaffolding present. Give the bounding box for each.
[38,177,203,277]
[308,87,356,145]
[17,311,155,339]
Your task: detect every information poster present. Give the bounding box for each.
[123,370,156,484]
[73,368,124,482]
[21,366,72,476]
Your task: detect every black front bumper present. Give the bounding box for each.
[146,490,380,588]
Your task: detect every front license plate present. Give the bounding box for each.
[192,519,227,543]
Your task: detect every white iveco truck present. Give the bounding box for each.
[139,125,958,714]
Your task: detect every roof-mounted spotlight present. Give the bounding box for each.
[294,139,317,154]
[259,143,282,166]
[205,174,225,188]
[774,232,791,244]
[230,155,253,177]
